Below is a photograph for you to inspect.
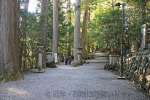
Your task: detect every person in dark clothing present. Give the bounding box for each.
[65,56,68,65]
[68,56,72,65]
[71,55,74,61]
[62,56,64,63]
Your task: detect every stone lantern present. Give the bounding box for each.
[46,52,53,63]
[77,45,83,62]
[37,46,44,72]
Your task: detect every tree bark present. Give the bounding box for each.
[67,0,71,56]
[0,0,22,81]
[52,0,59,62]
[74,0,81,62]
[81,0,89,59]
[39,0,48,68]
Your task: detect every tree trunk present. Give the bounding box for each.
[74,0,81,62]
[39,0,48,68]
[24,0,29,12]
[67,0,71,56]
[81,0,89,59]
[52,0,59,62]
[0,0,22,81]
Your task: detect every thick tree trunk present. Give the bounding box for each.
[52,0,58,62]
[14,0,22,71]
[0,0,2,75]
[74,0,81,62]
[0,0,22,81]
[67,0,71,56]
[81,0,89,59]
[39,0,48,68]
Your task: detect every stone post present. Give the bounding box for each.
[37,46,44,72]
[109,53,119,66]
[46,52,53,63]
[141,24,147,49]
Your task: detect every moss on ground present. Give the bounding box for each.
[0,72,23,83]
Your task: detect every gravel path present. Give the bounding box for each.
[0,63,150,100]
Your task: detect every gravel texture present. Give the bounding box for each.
[0,63,150,100]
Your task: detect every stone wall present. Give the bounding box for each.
[104,49,150,94]
[105,23,150,94]
[124,49,150,94]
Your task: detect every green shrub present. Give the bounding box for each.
[46,61,57,68]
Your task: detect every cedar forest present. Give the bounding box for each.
[0,0,150,81]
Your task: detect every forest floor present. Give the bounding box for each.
[0,63,150,100]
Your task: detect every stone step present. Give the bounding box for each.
[86,59,109,63]
[94,57,108,60]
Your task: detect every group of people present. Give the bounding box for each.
[62,56,73,65]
